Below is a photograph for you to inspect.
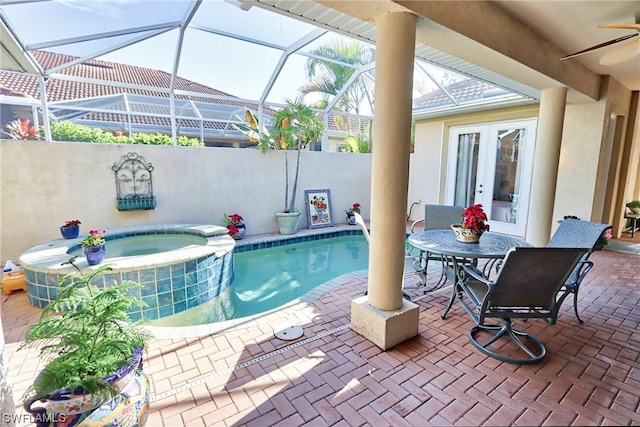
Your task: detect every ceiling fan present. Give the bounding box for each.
[561,12,640,65]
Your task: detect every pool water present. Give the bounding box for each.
[149,235,369,326]
[67,234,207,258]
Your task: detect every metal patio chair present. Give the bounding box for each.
[459,247,589,364]
[407,204,464,293]
[546,218,612,323]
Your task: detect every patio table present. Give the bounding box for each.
[407,230,532,318]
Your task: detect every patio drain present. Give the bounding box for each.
[150,323,350,403]
[274,324,303,340]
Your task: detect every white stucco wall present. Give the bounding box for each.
[408,121,445,221]
[0,140,373,263]
[552,100,606,224]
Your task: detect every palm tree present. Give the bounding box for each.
[259,98,325,213]
[300,40,375,114]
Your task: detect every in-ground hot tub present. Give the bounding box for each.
[19,224,235,321]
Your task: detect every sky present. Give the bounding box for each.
[1,0,465,111]
[2,0,353,103]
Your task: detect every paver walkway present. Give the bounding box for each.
[3,245,640,426]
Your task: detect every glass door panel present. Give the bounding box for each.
[446,119,536,237]
[452,132,481,207]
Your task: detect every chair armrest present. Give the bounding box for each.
[410,219,424,233]
[566,260,593,288]
[461,264,493,286]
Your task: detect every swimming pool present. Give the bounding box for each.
[149,234,369,327]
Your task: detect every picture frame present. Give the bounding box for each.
[305,189,334,229]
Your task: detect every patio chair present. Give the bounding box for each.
[546,218,612,323]
[408,204,463,293]
[459,247,588,364]
[353,213,415,300]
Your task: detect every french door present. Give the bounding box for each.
[445,119,536,236]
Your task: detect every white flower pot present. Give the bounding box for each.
[275,211,301,235]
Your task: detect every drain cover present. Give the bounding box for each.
[274,324,303,341]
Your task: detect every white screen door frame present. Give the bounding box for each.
[445,119,537,236]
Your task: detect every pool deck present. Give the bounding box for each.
[3,226,640,426]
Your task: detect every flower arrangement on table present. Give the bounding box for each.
[223,213,245,239]
[80,229,106,247]
[462,204,490,233]
[452,204,490,243]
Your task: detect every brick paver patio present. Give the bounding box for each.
[3,243,640,426]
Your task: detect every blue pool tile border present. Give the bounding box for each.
[233,229,365,253]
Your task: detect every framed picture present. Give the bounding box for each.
[305,189,334,229]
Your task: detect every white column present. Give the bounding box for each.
[368,12,416,310]
[350,11,419,350]
[526,87,568,245]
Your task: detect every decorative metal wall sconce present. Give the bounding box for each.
[112,152,157,211]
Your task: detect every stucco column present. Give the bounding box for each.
[350,11,419,350]
[526,87,568,245]
[368,12,416,310]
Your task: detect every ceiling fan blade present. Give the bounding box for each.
[560,34,638,60]
[598,23,640,30]
[600,38,640,65]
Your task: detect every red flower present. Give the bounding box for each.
[227,224,239,235]
[228,213,243,223]
[462,204,490,233]
[63,219,81,227]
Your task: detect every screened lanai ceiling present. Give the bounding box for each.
[0,0,535,143]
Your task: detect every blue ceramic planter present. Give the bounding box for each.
[83,244,106,265]
[60,225,80,239]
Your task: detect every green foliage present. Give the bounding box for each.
[626,200,640,209]
[49,121,203,146]
[342,133,372,153]
[257,98,326,213]
[19,259,152,401]
[300,39,375,114]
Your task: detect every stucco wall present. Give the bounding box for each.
[552,100,606,224]
[0,140,373,263]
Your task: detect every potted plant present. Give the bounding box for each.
[234,99,325,234]
[223,213,246,240]
[451,204,490,243]
[20,259,152,426]
[345,203,362,225]
[626,200,640,214]
[60,219,81,239]
[80,229,107,265]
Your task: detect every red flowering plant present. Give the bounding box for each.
[79,229,106,247]
[223,213,244,236]
[3,118,40,140]
[62,219,81,228]
[461,204,490,233]
[345,203,361,217]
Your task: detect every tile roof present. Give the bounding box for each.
[413,79,506,109]
[0,50,370,138]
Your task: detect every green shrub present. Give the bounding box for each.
[49,121,203,147]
